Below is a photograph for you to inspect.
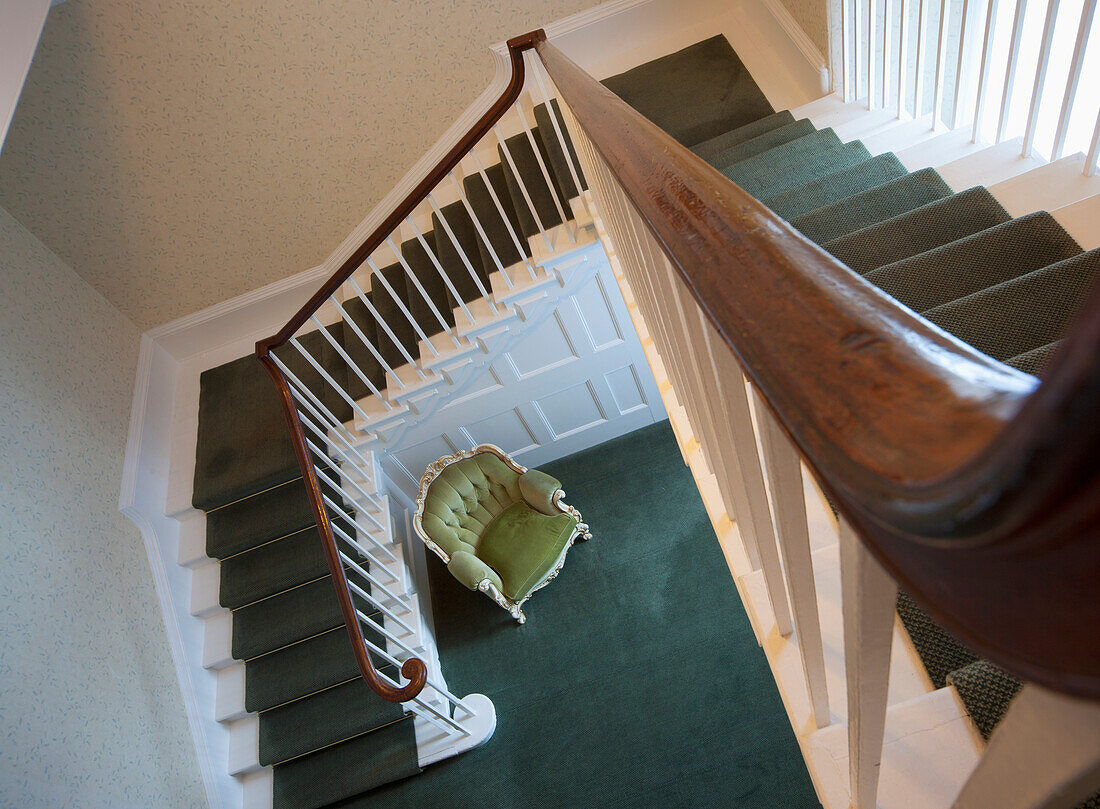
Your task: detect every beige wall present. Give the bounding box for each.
[0,0,596,330]
[778,0,831,57]
[0,206,204,807]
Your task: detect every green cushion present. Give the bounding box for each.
[420,453,522,557]
[477,502,577,601]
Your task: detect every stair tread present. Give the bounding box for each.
[534,100,586,203]
[790,168,953,245]
[271,715,420,809]
[946,660,1022,741]
[720,128,842,185]
[737,140,873,200]
[219,524,336,610]
[232,574,378,662]
[896,591,977,689]
[763,152,908,221]
[259,675,406,767]
[432,201,491,309]
[369,262,422,371]
[866,211,1083,313]
[1006,339,1064,377]
[923,248,1100,362]
[824,186,1012,275]
[690,110,795,161]
[703,118,816,170]
[340,297,388,401]
[205,477,313,560]
[245,621,389,713]
[499,128,567,240]
[601,34,774,147]
[402,232,454,339]
[193,333,347,511]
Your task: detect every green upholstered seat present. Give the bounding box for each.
[414,445,590,623]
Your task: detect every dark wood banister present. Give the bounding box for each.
[535,39,1100,698]
[256,30,547,702]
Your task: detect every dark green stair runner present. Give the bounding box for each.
[676,75,1097,773]
[789,168,954,244]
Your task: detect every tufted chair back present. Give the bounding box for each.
[419,452,523,558]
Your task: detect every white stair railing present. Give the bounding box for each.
[833,0,1100,172]
[536,32,1100,809]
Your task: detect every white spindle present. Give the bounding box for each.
[844,0,858,100]
[914,0,931,117]
[755,398,831,728]
[468,150,539,280]
[311,465,387,534]
[898,0,912,117]
[869,0,879,107]
[972,0,1002,141]
[514,101,577,244]
[1087,110,1100,175]
[932,0,952,128]
[322,495,399,564]
[278,369,357,449]
[385,236,463,347]
[348,273,433,368]
[493,123,555,253]
[306,441,383,514]
[406,217,476,326]
[856,0,868,99]
[310,311,401,396]
[426,192,498,314]
[882,0,894,109]
[951,0,974,128]
[528,54,586,206]
[447,171,513,289]
[1051,0,1097,159]
[288,335,381,424]
[839,518,897,809]
[997,0,1030,142]
[1023,0,1062,156]
[360,263,440,359]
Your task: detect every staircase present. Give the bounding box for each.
[568,30,1100,809]
[170,9,1100,808]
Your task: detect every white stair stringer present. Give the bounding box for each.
[346,208,603,452]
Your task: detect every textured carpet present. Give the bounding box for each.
[602,35,774,147]
[355,421,819,808]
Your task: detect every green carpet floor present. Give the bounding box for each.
[355,421,819,808]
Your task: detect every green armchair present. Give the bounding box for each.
[413,444,591,623]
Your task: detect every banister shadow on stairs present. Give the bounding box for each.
[534,37,1100,701]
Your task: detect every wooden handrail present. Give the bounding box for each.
[258,29,546,356]
[255,30,547,702]
[535,39,1100,698]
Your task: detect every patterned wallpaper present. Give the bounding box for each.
[778,0,831,57]
[0,207,203,807]
[0,0,596,330]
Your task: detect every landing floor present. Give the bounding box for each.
[360,421,818,808]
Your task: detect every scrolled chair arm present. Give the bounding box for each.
[448,550,504,593]
[519,469,563,516]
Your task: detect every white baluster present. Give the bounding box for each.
[839,517,897,809]
[1022,0,1062,157]
[1051,0,1097,159]
[997,0,1030,143]
[932,0,952,129]
[972,0,1002,142]
[755,398,831,728]
[952,686,1100,809]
